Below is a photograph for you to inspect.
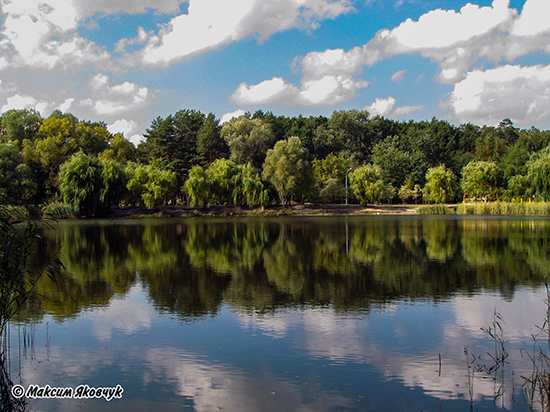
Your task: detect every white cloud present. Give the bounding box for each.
[231,75,368,106]
[365,96,423,118]
[124,0,353,67]
[1,94,50,114]
[220,109,247,123]
[108,119,143,145]
[390,69,406,82]
[84,74,156,117]
[0,0,110,70]
[445,64,550,126]
[236,0,550,111]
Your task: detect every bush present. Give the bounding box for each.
[416,205,453,215]
[42,202,79,219]
[0,205,29,220]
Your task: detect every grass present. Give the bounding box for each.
[457,201,550,215]
[416,204,454,215]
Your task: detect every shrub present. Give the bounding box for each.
[42,202,79,219]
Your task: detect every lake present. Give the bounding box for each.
[7,215,550,411]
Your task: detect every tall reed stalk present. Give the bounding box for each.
[0,205,61,411]
[521,281,550,411]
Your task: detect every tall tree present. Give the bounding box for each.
[461,160,501,200]
[262,136,311,206]
[221,116,275,169]
[196,113,228,166]
[0,109,43,144]
[140,109,206,187]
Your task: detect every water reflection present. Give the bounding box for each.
[10,217,550,411]
[18,217,550,322]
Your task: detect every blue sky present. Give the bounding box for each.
[0,0,549,144]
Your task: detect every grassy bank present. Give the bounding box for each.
[456,201,550,215]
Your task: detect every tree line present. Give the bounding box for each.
[1,107,550,217]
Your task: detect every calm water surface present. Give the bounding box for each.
[8,216,550,411]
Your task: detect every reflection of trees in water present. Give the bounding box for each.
[20,218,550,321]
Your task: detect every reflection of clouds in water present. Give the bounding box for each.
[235,310,303,338]
[83,283,157,340]
[234,288,547,408]
[452,288,546,341]
[144,347,353,412]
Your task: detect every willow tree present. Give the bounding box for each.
[350,164,394,205]
[423,165,456,203]
[461,160,501,200]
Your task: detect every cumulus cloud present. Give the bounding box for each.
[123,0,353,67]
[231,75,368,106]
[234,0,550,110]
[365,96,423,118]
[231,46,369,106]
[83,74,156,116]
[1,94,50,114]
[445,64,550,127]
[0,0,110,70]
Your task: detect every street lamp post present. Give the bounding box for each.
[345,167,352,205]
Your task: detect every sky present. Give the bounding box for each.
[0,0,549,144]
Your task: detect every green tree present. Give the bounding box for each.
[221,116,275,169]
[312,153,352,203]
[461,160,501,200]
[100,159,128,210]
[350,164,394,205]
[0,108,42,144]
[262,136,311,206]
[59,152,104,217]
[185,160,268,207]
[100,133,137,163]
[526,148,550,201]
[313,110,372,161]
[0,143,36,204]
[185,166,209,207]
[423,165,456,203]
[399,176,421,204]
[140,109,206,187]
[125,163,177,208]
[196,113,228,166]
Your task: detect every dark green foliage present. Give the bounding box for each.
[0,109,42,144]
[196,113,228,166]
[140,109,206,189]
[0,143,36,204]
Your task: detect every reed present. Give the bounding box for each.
[0,207,61,411]
[520,282,550,412]
[456,201,550,215]
[416,204,453,215]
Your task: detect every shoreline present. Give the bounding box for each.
[106,204,425,219]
